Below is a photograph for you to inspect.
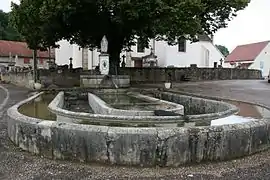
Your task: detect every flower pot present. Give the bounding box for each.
[34,83,42,90]
[164,82,171,89]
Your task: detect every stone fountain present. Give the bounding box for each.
[80,35,130,88]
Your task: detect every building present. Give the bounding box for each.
[224,41,270,77]
[55,40,90,69]
[55,35,225,69]
[0,40,55,69]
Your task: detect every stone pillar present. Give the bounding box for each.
[82,48,88,70]
[99,36,109,75]
[125,51,132,67]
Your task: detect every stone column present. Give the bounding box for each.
[125,51,132,67]
[82,48,88,70]
[99,36,109,75]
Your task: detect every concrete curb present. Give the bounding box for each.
[0,85,10,114]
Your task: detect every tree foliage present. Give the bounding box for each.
[0,10,22,41]
[10,0,59,50]
[10,0,60,82]
[11,0,250,74]
[216,44,230,57]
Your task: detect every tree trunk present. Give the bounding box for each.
[48,47,51,63]
[33,49,38,83]
[108,44,121,75]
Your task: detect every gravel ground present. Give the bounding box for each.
[1,81,270,179]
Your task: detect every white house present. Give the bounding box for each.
[0,40,54,69]
[55,35,225,69]
[224,41,270,77]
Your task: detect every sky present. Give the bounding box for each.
[1,0,270,52]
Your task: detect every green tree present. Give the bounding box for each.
[14,0,250,74]
[10,0,59,82]
[216,45,230,57]
[0,10,22,41]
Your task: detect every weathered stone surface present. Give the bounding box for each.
[249,120,269,153]
[37,121,54,158]
[51,123,109,163]
[221,124,251,159]
[7,89,270,167]
[119,67,262,83]
[80,75,130,88]
[107,127,157,166]
[156,128,189,166]
[159,92,238,120]
[200,126,224,161]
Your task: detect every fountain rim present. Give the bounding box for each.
[47,91,239,123]
[7,91,268,128]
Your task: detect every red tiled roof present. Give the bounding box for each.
[225,41,270,63]
[0,40,55,58]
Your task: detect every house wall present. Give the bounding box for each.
[0,56,49,69]
[199,42,225,68]
[55,39,224,69]
[15,58,50,69]
[223,62,233,68]
[0,57,10,67]
[249,43,270,77]
[154,41,167,66]
[55,40,73,66]
[72,44,83,68]
[162,41,202,67]
[130,39,152,58]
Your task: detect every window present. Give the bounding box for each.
[137,39,145,53]
[178,37,186,52]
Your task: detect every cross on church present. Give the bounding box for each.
[220,58,223,66]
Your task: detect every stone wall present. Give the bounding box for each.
[7,92,270,167]
[1,71,34,88]
[80,75,130,88]
[2,69,84,88]
[119,67,262,83]
[2,67,262,89]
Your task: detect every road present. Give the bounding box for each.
[1,81,270,179]
[173,80,270,107]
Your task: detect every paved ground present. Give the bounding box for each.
[1,80,270,179]
[173,80,270,107]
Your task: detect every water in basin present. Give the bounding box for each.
[63,93,94,113]
[96,93,148,104]
[95,93,175,111]
[17,91,270,128]
[195,103,270,127]
[18,93,56,120]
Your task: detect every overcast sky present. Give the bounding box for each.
[1,0,270,52]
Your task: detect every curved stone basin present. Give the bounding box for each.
[7,91,270,167]
[48,91,238,126]
[88,92,184,116]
